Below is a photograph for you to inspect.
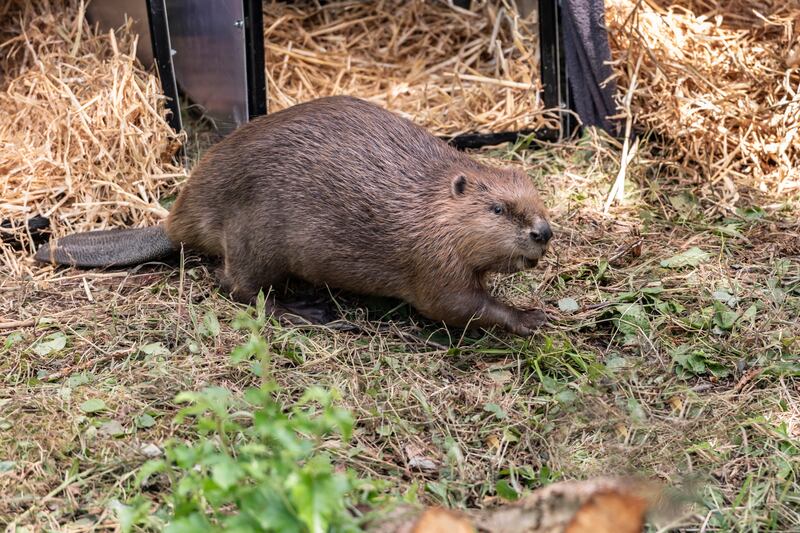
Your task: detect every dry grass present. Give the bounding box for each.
[0,0,185,276]
[262,0,555,136]
[1,0,799,531]
[606,0,800,197]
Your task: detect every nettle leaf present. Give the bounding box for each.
[199,311,221,338]
[736,205,766,220]
[231,335,269,363]
[557,298,579,313]
[4,331,24,349]
[495,479,520,501]
[669,345,730,379]
[31,332,67,356]
[660,247,712,269]
[483,403,507,420]
[211,456,244,491]
[147,328,364,533]
[713,302,739,331]
[110,497,152,533]
[627,398,647,421]
[712,290,738,307]
[135,413,156,428]
[288,456,349,533]
[613,303,650,343]
[738,304,758,326]
[80,398,107,414]
[139,342,170,357]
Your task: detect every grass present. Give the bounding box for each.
[1,131,798,531]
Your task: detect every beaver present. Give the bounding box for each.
[34,96,553,335]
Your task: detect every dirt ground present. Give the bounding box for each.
[2,132,798,531]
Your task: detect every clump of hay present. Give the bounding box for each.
[606,0,800,198]
[263,0,554,136]
[0,0,185,264]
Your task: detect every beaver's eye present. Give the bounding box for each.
[492,204,504,215]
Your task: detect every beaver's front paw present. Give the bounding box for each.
[509,308,548,336]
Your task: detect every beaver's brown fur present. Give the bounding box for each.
[165,96,552,335]
[33,96,552,334]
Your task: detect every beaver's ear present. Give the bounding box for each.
[451,175,467,197]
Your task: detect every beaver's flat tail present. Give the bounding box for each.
[34,225,177,268]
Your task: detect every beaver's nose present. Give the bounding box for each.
[529,220,553,244]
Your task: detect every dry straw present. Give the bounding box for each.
[606,0,800,198]
[262,0,553,136]
[0,0,185,272]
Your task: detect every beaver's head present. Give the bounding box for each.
[448,165,552,274]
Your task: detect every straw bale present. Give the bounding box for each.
[0,0,185,261]
[606,0,800,196]
[262,0,554,136]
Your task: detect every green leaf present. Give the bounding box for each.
[4,331,24,350]
[712,290,737,307]
[595,260,608,280]
[738,304,758,326]
[495,479,520,501]
[0,460,16,473]
[231,335,268,364]
[135,413,156,428]
[613,303,650,343]
[288,457,349,533]
[483,403,507,420]
[557,298,579,313]
[627,398,647,421]
[712,223,743,238]
[100,420,126,437]
[669,192,698,214]
[640,285,664,295]
[199,311,221,338]
[660,247,712,269]
[239,491,304,532]
[139,342,170,357]
[554,389,577,404]
[31,332,67,356]
[669,345,730,379]
[736,205,766,220]
[110,497,152,533]
[136,459,166,486]
[211,456,244,491]
[165,514,213,533]
[67,373,91,388]
[713,302,739,331]
[80,399,107,414]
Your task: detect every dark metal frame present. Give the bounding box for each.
[144,0,182,133]
[537,0,575,135]
[243,0,267,118]
[446,0,576,149]
[144,0,267,132]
